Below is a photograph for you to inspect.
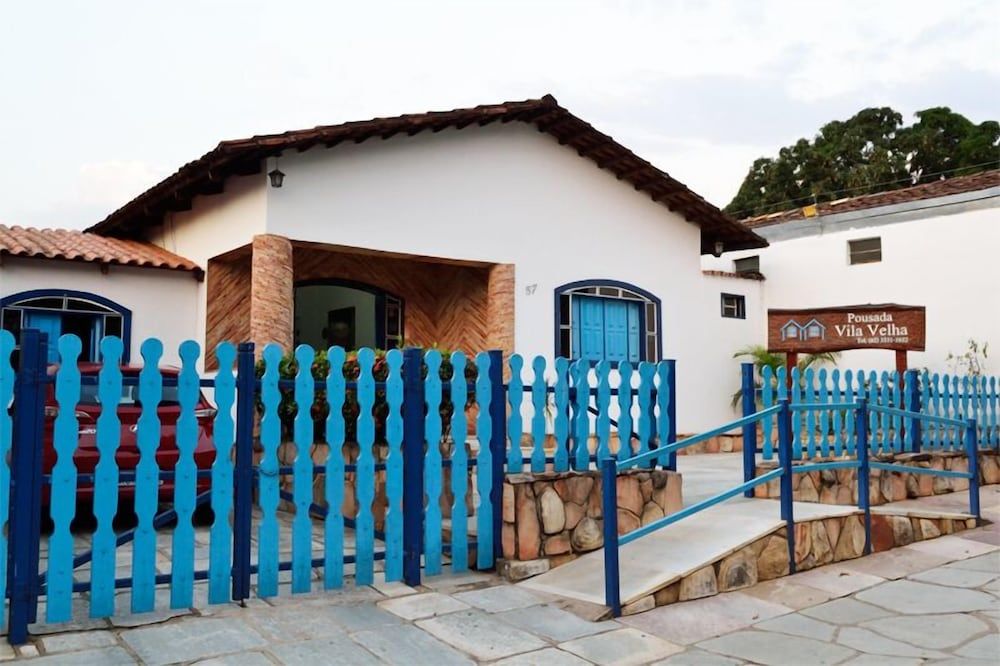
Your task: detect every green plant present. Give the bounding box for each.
[731,345,839,408]
[254,347,477,443]
[946,338,990,377]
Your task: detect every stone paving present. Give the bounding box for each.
[1,483,996,664]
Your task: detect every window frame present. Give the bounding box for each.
[733,255,760,275]
[0,289,133,362]
[720,293,746,320]
[293,278,405,351]
[848,237,882,265]
[553,280,662,364]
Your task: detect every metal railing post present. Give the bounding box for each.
[741,363,757,497]
[965,418,980,524]
[601,458,621,617]
[857,398,872,555]
[487,350,506,565]
[402,347,426,586]
[231,342,255,604]
[7,330,46,644]
[777,398,796,574]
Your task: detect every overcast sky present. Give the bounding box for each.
[2,0,997,230]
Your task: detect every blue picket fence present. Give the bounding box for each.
[750,365,1000,460]
[0,329,676,644]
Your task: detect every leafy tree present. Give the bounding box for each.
[725,107,999,219]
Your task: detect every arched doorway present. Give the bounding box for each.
[293,279,403,351]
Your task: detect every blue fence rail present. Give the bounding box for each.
[0,329,676,644]
[747,365,1000,460]
[601,397,982,617]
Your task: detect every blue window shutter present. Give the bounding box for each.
[24,311,61,363]
[571,297,581,359]
[603,300,628,363]
[626,301,641,363]
[578,297,605,361]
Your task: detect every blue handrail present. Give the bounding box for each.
[869,403,967,428]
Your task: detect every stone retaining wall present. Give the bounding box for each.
[753,450,1000,505]
[620,511,976,615]
[499,469,682,580]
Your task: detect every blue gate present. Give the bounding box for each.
[0,329,677,644]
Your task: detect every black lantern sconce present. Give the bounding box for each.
[268,157,285,188]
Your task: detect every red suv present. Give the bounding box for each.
[42,363,217,503]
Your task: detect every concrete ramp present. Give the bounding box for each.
[519,500,858,607]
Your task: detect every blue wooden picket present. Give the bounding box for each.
[843,370,856,455]
[595,361,611,463]
[866,371,878,454]
[829,369,842,456]
[474,352,493,569]
[636,362,654,461]
[0,330,13,627]
[572,361,590,471]
[258,344,282,598]
[449,351,469,572]
[890,371,902,452]
[384,349,404,582]
[553,358,570,472]
[47,335,82,622]
[803,368,816,458]
[790,368,802,459]
[655,361,671,467]
[423,350,444,576]
[617,362,634,461]
[507,355,524,472]
[950,375,961,449]
[208,342,236,605]
[324,346,347,589]
[760,365,774,460]
[91,336,123,618]
[132,339,163,613]
[354,348,376,586]
[291,345,315,594]
[170,340,201,610]
[529,356,547,472]
[817,369,830,457]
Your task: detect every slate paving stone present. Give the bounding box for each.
[378,592,470,620]
[496,604,614,642]
[351,624,474,666]
[697,629,856,666]
[492,647,592,665]
[786,565,885,597]
[905,536,998,561]
[855,579,996,614]
[908,566,998,588]
[954,632,1000,660]
[268,634,382,665]
[839,655,923,665]
[192,652,276,665]
[835,546,949,580]
[740,578,833,610]
[559,627,684,665]
[244,604,351,642]
[26,646,137,665]
[652,649,743,665]
[859,613,990,649]
[753,612,837,641]
[836,626,949,660]
[799,597,895,625]
[121,617,269,666]
[944,551,1000,573]
[453,584,546,613]
[39,629,118,653]
[321,603,404,632]
[417,609,548,661]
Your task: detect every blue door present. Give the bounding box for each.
[24,311,62,363]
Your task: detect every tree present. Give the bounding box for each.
[725,107,999,219]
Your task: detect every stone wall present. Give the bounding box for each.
[499,469,682,580]
[753,450,1000,505]
[621,511,976,615]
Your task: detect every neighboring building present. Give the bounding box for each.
[705,169,1000,373]
[1,95,767,431]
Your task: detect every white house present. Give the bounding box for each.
[705,169,1000,373]
[0,95,767,431]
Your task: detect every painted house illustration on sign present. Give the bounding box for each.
[779,318,826,342]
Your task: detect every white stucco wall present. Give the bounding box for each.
[0,257,200,366]
[256,122,749,430]
[146,173,268,362]
[704,200,1000,375]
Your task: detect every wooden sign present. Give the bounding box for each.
[767,304,925,353]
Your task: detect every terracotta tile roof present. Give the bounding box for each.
[702,269,765,281]
[741,169,1000,229]
[0,224,201,275]
[87,94,766,254]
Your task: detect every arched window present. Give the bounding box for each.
[0,289,132,364]
[294,279,404,351]
[554,280,661,363]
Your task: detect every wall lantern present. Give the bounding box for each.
[713,241,725,257]
[268,166,285,188]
